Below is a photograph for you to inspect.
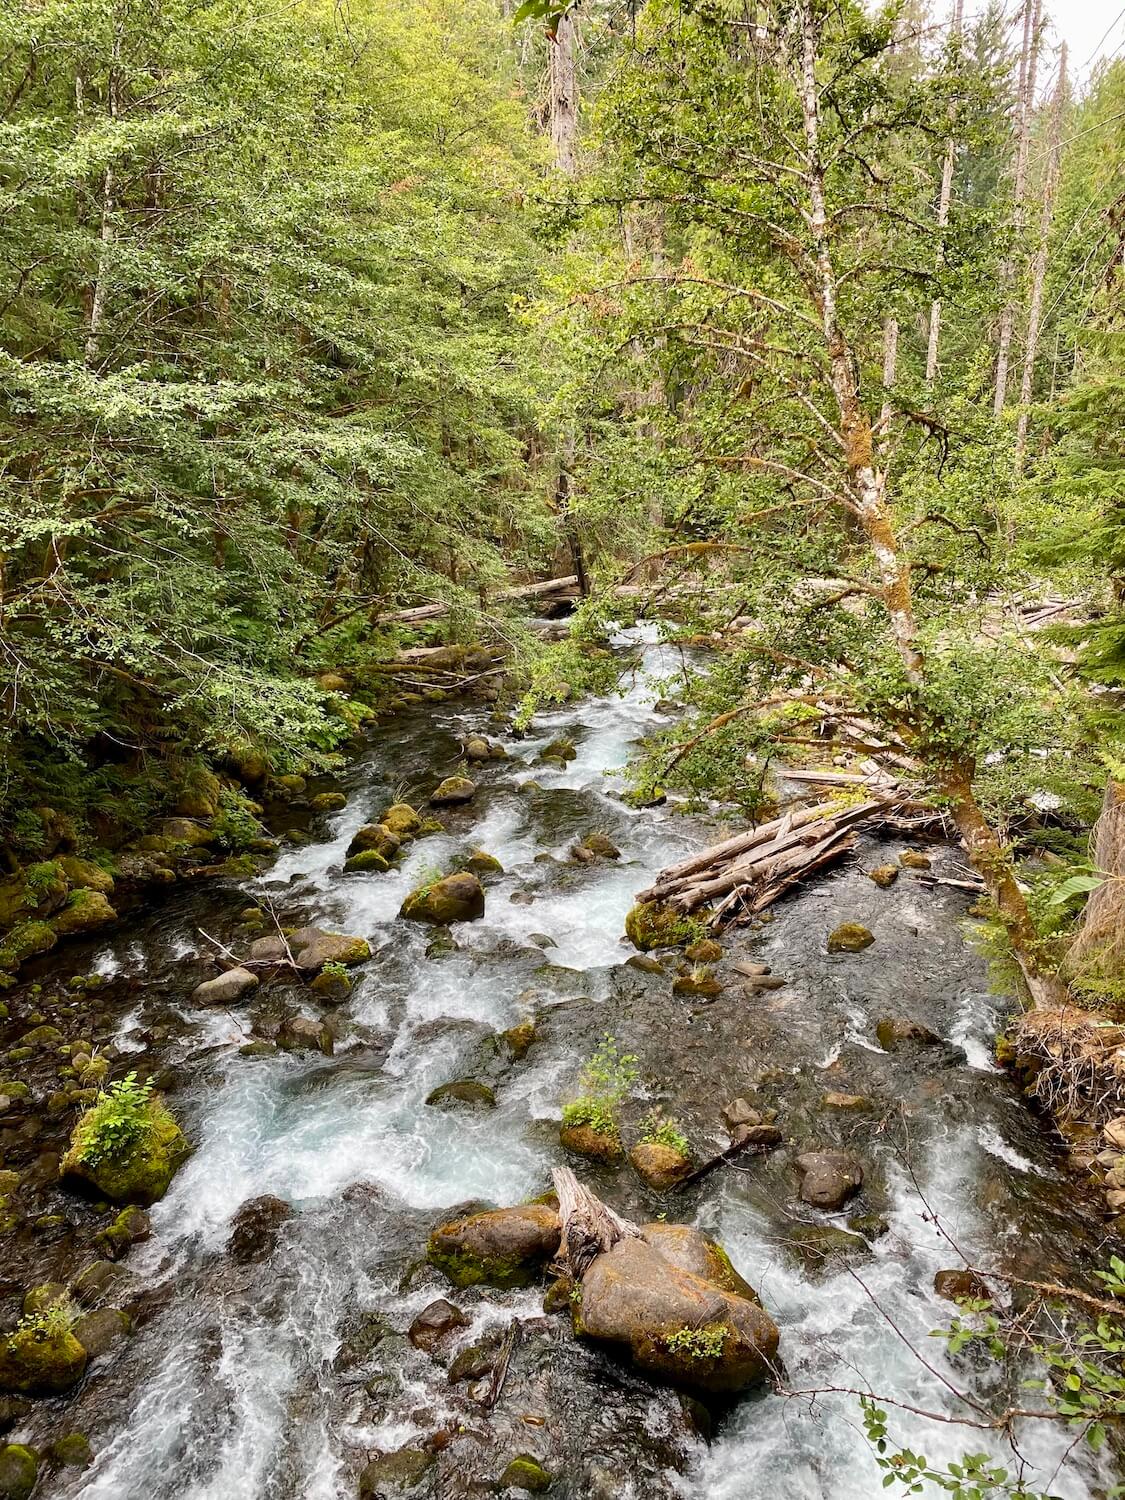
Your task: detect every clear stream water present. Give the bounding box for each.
[17,631,1121,1500]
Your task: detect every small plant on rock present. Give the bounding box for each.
[639,1112,689,1157]
[665,1323,727,1360]
[321,960,349,981]
[78,1072,153,1166]
[562,1034,639,1140]
[18,1298,79,1341]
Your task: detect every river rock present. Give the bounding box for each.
[52,889,117,937]
[407,1299,469,1353]
[722,1098,761,1130]
[429,775,475,807]
[347,824,401,862]
[685,938,722,964]
[344,849,389,874]
[71,1308,129,1358]
[827,922,874,954]
[559,1122,622,1164]
[575,832,620,861]
[248,934,287,961]
[875,1017,942,1049]
[0,1326,87,1395]
[900,850,932,870]
[575,1236,779,1394]
[640,1224,760,1304]
[95,1205,152,1260]
[0,1445,36,1500]
[291,929,371,971]
[47,1432,92,1468]
[463,737,492,762]
[61,1097,190,1205]
[311,791,346,813]
[192,967,259,1005]
[227,1195,293,1263]
[401,872,484,925]
[672,971,721,998]
[428,1204,561,1288]
[358,1448,435,1499]
[794,1150,864,1210]
[538,738,577,765]
[71,1260,126,1307]
[731,1123,782,1149]
[277,1015,333,1054]
[425,1080,496,1111]
[868,864,899,888]
[379,803,422,840]
[448,1340,498,1382]
[933,1269,992,1304]
[822,1091,873,1112]
[498,1455,552,1493]
[629,1142,692,1191]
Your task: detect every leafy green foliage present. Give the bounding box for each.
[17,1299,80,1342]
[664,1323,726,1360]
[638,1112,689,1157]
[562,1034,638,1140]
[77,1071,153,1167]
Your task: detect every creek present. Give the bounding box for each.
[8,629,1118,1500]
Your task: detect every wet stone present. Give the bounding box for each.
[0,1445,36,1500]
[794,1150,864,1210]
[357,1447,434,1498]
[424,1080,496,1111]
[827,922,874,954]
[71,1307,130,1358]
[407,1299,469,1354]
[227,1195,293,1263]
[498,1455,553,1493]
[876,1017,942,1050]
[933,1269,993,1304]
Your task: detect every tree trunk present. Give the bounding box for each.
[85,22,121,369]
[548,10,579,176]
[994,0,1041,416]
[1016,44,1067,467]
[925,0,963,388]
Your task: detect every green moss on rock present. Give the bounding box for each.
[52,889,117,937]
[0,921,56,973]
[61,1098,190,1205]
[624,902,701,952]
[0,1325,87,1395]
[0,1444,36,1500]
[827,922,874,954]
[343,849,390,874]
[499,1455,553,1493]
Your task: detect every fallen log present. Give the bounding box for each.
[373,575,579,625]
[552,1166,640,1279]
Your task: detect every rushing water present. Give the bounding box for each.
[13,631,1120,1499]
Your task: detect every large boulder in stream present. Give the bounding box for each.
[61,1097,190,1206]
[624,901,699,952]
[289,928,371,971]
[574,1235,779,1394]
[429,775,476,807]
[400,872,484,925]
[428,1204,561,1289]
[192,966,259,1005]
[793,1149,864,1210]
[0,1444,37,1500]
[0,1326,87,1396]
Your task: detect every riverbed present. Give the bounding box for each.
[4,632,1118,1499]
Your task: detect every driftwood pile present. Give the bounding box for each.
[636,797,920,928]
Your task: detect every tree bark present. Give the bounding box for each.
[925,0,964,388]
[1016,44,1067,467]
[85,21,121,369]
[994,0,1042,416]
[548,10,579,176]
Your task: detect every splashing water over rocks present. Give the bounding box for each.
[0,631,1116,1500]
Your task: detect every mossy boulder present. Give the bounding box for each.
[52,889,116,938]
[380,803,422,840]
[560,1122,622,1164]
[640,1224,761,1304]
[344,849,390,874]
[0,1444,36,1500]
[875,1016,941,1049]
[576,1236,779,1394]
[0,1326,87,1395]
[672,970,722,999]
[71,1308,129,1358]
[826,922,874,954]
[346,824,401,862]
[61,1097,190,1205]
[176,769,223,819]
[57,857,115,896]
[401,872,484,925]
[629,1141,693,1191]
[685,938,722,964]
[310,969,352,1002]
[429,775,476,807]
[537,738,576,765]
[624,902,699,952]
[462,850,503,876]
[358,1448,434,1498]
[289,928,371,971]
[500,1020,536,1059]
[575,832,620,861]
[424,1079,496,1110]
[0,921,56,974]
[428,1204,561,1289]
[498,1455,552,1493]
[47,1433,92,1468]
[94,1205,151,1260]
[311,791,347,813]
[868,864,899,889]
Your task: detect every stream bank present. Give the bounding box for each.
[0,631,1119,1499]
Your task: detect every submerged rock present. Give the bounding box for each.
[875,1017,942,1049]
[784,1222,869,1274]
[827,922,874,954]
[358,1447,435,1498]
[227,1195,293,1263]
[428,1204,560,1289]
[498,1455,553,1493]
[191,966,259,1005]
[629,1142,692,1191]
[401,872,484,925]
[429,775,475,807]
[0,1326,87,1395]
[794,1150,864,1210]
[61,1097,190,1205]
[424,1080,496,1111]
[576,1236,779,1394]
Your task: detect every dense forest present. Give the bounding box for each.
[2,1,1125,1497]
